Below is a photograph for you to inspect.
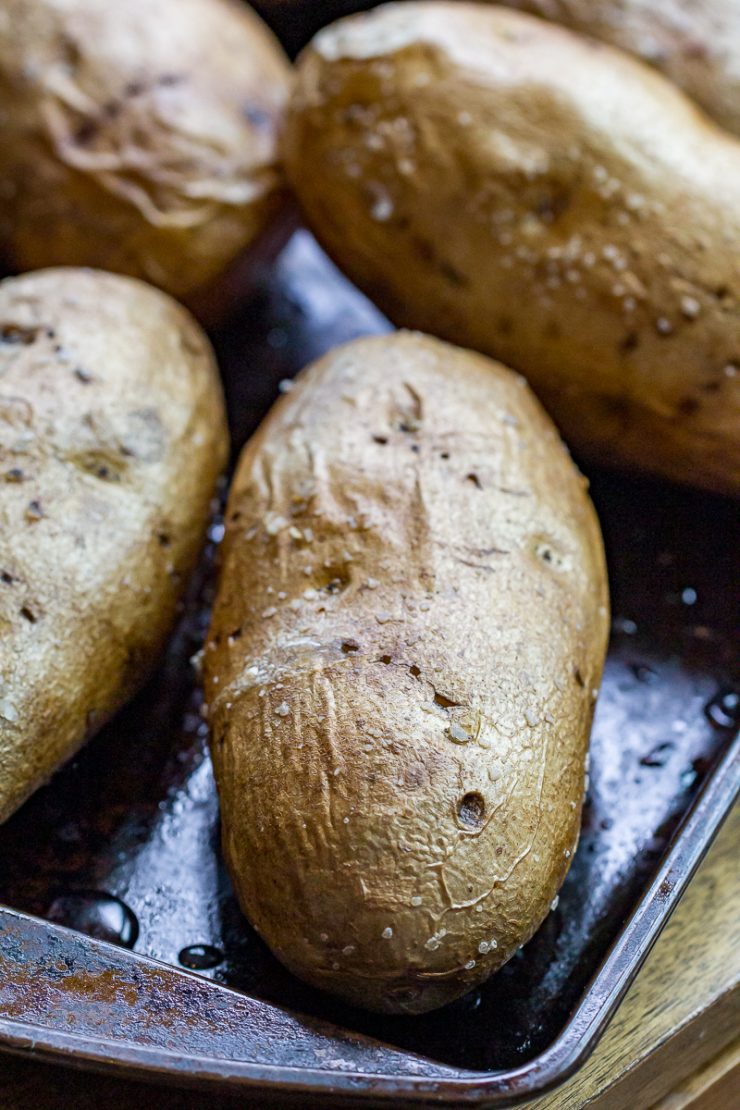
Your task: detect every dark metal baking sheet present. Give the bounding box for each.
[0,231,738,1107]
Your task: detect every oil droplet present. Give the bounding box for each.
[47,891,139,949]
[178,944,224,970]
[612,616,637,635]
[704,689,740,730]
[640,741,674,768]
[643,836,665,859]
[630,663,658,684]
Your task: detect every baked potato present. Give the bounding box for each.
[0,267,227,824]
[204,331,609,1014]
[0,0,291,306]
[283,2,740,497]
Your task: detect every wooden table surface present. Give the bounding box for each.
[1,806,738,1110]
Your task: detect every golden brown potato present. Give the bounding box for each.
[501,1,740,138]
[0,0,292,304]
[283,2,740,497]
[204,332,609,1014]
[0,268,227,824]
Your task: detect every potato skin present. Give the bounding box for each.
[260,0,740,137]
[284,2,740,497]
[502,0,740,139]
[0,268,227,823]
[0,0,291,302]
[205,332,608,1014]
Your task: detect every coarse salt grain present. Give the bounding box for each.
[680,295,700,318]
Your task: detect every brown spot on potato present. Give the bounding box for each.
[439,261,468,287]
[73,117,99,145]
[534,539,568,572]
[433,691,461,709]
[619,331,639,354]
[70,450,124,482]
[58,34,82,72]
[458,792,486,828]
[535,189,571,223]
[0,324,38,345]
[676,396,700,417]
[316,563,351,594]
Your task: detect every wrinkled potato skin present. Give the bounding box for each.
[0,0,291,302]
[284,2,740,497]
[0,269,227,823]
[205,332,608,1014]
[502,0,740,138]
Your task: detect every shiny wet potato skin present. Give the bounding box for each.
[284,2,740,496]
[0,0,291,302]
[0,268,227,823]
[205,332,609,1014]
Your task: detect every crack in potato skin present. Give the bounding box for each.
[205,332,609,1014]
